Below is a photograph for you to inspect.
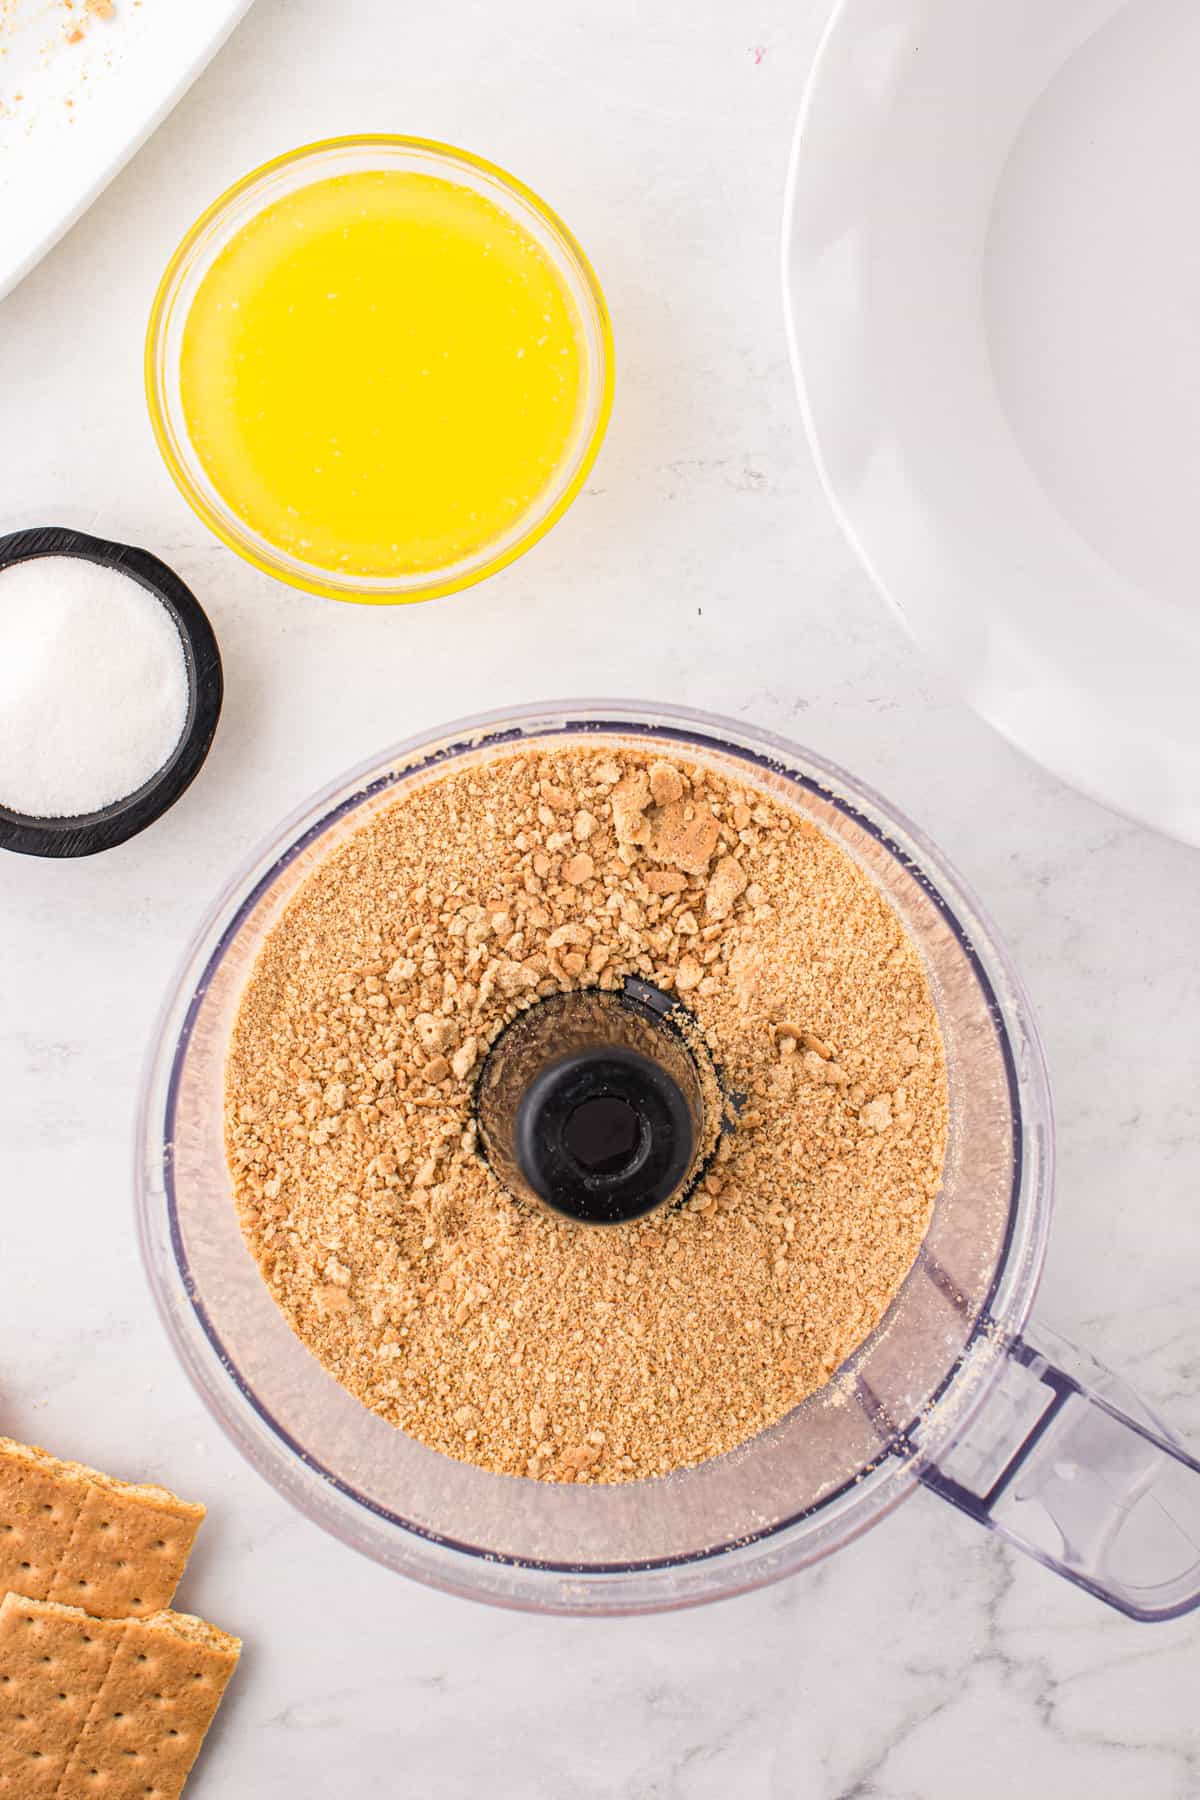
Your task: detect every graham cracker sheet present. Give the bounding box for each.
[0,1438,205,1621]
[0,1592,240,1800]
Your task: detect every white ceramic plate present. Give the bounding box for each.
[0,0,255,303]
[783,0,1200,846]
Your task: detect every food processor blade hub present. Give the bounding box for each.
[475,982,721,1226]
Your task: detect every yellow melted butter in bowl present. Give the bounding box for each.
[178,168,596,586]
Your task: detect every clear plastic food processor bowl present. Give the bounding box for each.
[135,703,1200,1617]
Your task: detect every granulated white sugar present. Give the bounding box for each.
[0,555,189,819]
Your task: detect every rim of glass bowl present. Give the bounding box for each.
[135,701,1054,1614]
[145,136,615,606]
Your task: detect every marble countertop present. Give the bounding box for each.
[2,0,1198,1792]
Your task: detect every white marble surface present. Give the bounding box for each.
[2,1,1198,1793]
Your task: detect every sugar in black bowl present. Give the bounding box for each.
[0,527,222,859]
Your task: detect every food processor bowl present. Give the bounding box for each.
[135,702,1200,1617]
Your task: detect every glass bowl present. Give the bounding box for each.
[136,702,1200,1618]
[145,137,614,605]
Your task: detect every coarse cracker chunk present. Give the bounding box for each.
[0,1593,240,1800]
[0,1439,205,1620]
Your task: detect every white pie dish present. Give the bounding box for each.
[783,0,1200,846]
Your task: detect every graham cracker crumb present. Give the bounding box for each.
[225,744,947,1484]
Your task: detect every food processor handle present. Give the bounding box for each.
[918,1321,1200,1620]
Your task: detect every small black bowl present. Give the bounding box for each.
[0,527,223,859]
